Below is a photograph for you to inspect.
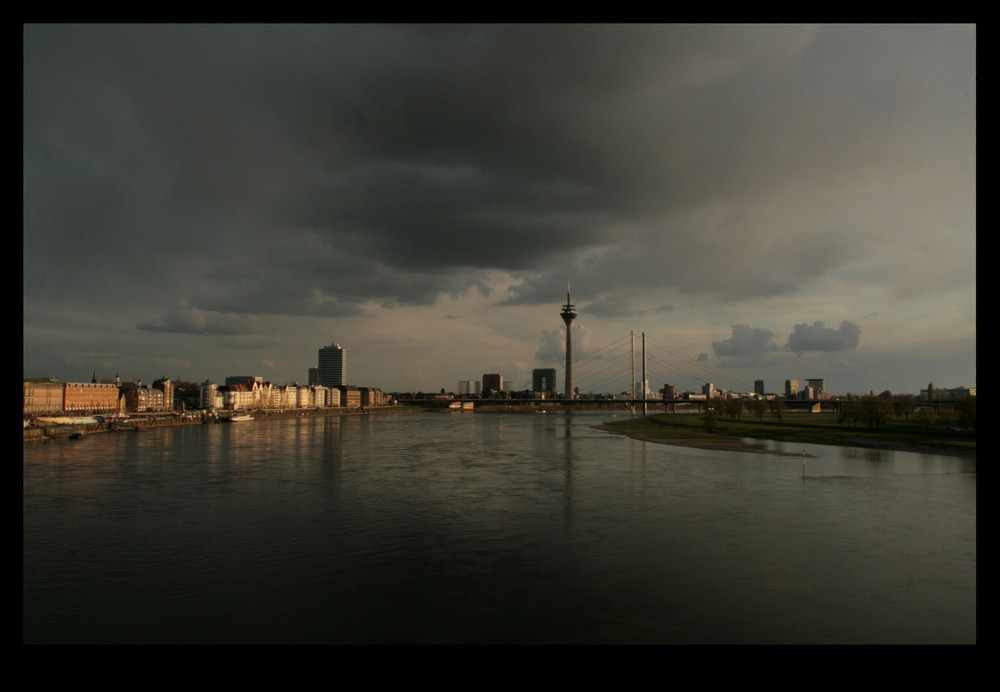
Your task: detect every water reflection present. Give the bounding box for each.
[838,446,895,463]
[23,411,975,644]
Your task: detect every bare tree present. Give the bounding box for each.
[770,399,785,423]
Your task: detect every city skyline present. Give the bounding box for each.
[24,25,976,395]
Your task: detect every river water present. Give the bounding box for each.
[23,410,976,644]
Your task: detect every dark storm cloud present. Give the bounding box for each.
[787,320,861,354]
[24,24,974,333]
[136,303,262,335]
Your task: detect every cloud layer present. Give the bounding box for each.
[23,25,976,393]
[787,321,862,354]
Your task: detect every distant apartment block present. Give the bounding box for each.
[660,383,678,400]
[921,385,976,401]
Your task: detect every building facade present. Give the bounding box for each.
[121,383,166,413]
[360,387,388,407]
[482,374,503,397]
[921,385,976,401]
[338,385,362,409]
[532,369,557,396]
[63,381,121,413]
[318,342,346,388]
[660,384,678,400]
[23,379,65,415]
[153,377,175,411]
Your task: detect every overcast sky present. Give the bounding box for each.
[24,24,976,395]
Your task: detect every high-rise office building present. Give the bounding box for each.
[806,378,824,394]
[318,342,346,387]
[532,368,557,395]
[482,374,503,397]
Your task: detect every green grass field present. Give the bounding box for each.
[597,411,976,457]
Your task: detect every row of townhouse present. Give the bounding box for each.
[200,379,342,410]
[201,379,389,411]
[24,376,390,417]
[24,378,168,416]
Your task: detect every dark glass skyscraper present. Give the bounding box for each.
[318,342,346,387]
[532,368,557,395]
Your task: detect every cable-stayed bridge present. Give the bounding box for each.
[552,331,755,400]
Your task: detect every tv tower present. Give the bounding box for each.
[560,284,577,399]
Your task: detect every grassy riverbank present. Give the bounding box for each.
[595,411,976,458]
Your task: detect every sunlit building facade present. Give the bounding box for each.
[318,342,347,387]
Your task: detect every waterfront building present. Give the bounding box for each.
[298,383,314,408]
[220,382,256,410]
[23,379,64,416]
[318,343,346,387]
[154,377,175,411]
[785,379,799,398]
[199,380,221,411]
[359,387,387,407]
[338,385,362,409]
[63,381,122,413]
[310,385,337,407]
[121,382,165,412]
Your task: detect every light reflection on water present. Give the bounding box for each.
[23,411,975,644]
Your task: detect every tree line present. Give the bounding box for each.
[702,392,976,434]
